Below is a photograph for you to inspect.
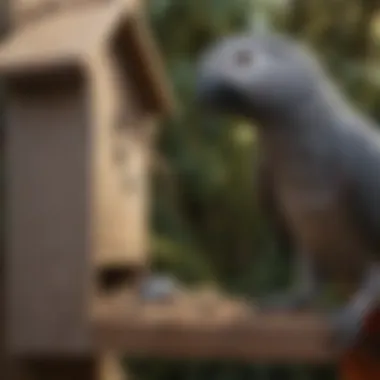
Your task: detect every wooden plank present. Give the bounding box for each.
[12,0,115,29]
[6,75,93,355]
[90,39,150,272]
[0,1,129,74]
[0,0,10,377]
[92,290,338,363]
[122,14,175,116]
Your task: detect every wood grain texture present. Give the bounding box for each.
[92,290,339,363]
[1,0,171,356]
[11,0,130,29]
[89,40,150,272]
[0,0,174,116]
[6,77,92,355]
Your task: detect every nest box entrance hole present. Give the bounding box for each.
[96,264,144,294]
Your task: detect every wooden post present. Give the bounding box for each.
[0,0,172,379]
[0,4,116,376]
[0,0,10,377]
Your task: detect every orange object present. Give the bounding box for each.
[340,307,380,380]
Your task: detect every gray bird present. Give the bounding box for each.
[195,32,380,352]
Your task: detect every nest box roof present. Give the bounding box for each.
[0,0,174,116]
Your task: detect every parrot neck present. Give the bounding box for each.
[255,80,358,160]
[256,76,359,137]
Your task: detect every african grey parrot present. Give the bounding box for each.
[195,32,380,352]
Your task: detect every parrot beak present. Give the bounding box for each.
[195,71,240,114]
[195,72,224,109]
[195,71,249,118]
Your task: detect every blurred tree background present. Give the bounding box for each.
[127,0,380,379]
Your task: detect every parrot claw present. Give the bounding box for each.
[328,307,366,352]
[328,265,380,353]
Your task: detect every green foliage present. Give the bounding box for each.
[149,0,275,293]
[127,1,380,379]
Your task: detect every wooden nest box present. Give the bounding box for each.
[0,0,173,356]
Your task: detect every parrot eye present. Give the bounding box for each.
[234,50,253,67]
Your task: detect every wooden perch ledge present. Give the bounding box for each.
[92,288,338,363]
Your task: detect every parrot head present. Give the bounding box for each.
[196,33,323,122]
